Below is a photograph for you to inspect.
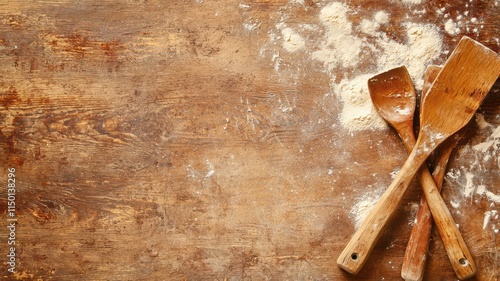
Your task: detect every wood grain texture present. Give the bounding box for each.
[401,65,442,281]
[339,36,500,279]
[0,0,499,280]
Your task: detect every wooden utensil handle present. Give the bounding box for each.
[402,62,475,280]
[338,134,476,278]
[401,64,446,281]
[401,192,433,281]
[401,145,454,281]
[418,167,476,280]
[337,146,427,274]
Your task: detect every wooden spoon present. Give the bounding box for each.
[337,36,500,279]
[401,65,470,281]
[365,64,473,279]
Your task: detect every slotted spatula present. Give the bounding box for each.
[337,36,500,280]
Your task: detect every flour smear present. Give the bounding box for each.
[444,116,500,233]
[245,1,498,230]
[350,185,385,229]
[438,2,487,36]
[452,122,500,205]
[261,1,444,132]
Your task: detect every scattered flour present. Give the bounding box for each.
[281,27,305,53]
[450,200,460,208]
[446,169,500,205]
[463,172,476,198]
[475,185,500,204]
[258,1,445,131]
[334,75,387,131]
[361,11,389,34]
[312,2,363,71]
[243,20,262,31]
[401,0,424,5]
[446,168,461,180]
[483,210,498,231]
[360,19,380,34]
[375,23,443,89]
[472,125,500,161]
[311,3,442,131]
[468,115,500,161]
[446,123,499,210]
[205,161,215,178]
[390,169,400,179]
[258,0,492,135]
[239,3,251,10]
[247,0,498,236]
[350,186,384,229]
[439,5,485,36]
[444,19,460,35]
[374,11,390,24]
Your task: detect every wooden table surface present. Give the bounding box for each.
[1,0,499,280]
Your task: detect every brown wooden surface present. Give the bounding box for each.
[0,1,499,280]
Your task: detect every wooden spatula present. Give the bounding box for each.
[337,36,500,279]
[366,64,475,280]
[401,65,471,281]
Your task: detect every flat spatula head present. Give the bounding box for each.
[418,36,500,150]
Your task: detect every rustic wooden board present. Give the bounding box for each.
[0,0,499,280]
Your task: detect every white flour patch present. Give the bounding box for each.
[446,121,500,208]
[312,2,363,70]
[205,160,215,178]
[463,172,476,198]
[243,20,262,31]
[446,168,461,180]
[358,10,389,34]
[450,200,460,208]
[257,1,444,132]
[447,169,500,205]
[461,117,500,165]
[350,185,385,229]
[360,19,380,34]
[472,125,500,162]
[281,27,305,53]
[483,210,498,231]
[438,5,485,35]
[374,11,390,24]
[239,3,251,10]
[401,0,424,5]
[390,169,400,179]
[312,4,442,131]
[444,19,460,35]
[334,74,387,132]
[475,185,500,204]
[376,22,443,89]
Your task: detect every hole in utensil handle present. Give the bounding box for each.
[351,253,359,260]
[459,258,469,267]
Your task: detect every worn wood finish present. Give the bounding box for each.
[337,37,500,278]
[401,65,442,281]
[401,65,471,281]
[0,1,499,280]
[368,66,417,147]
